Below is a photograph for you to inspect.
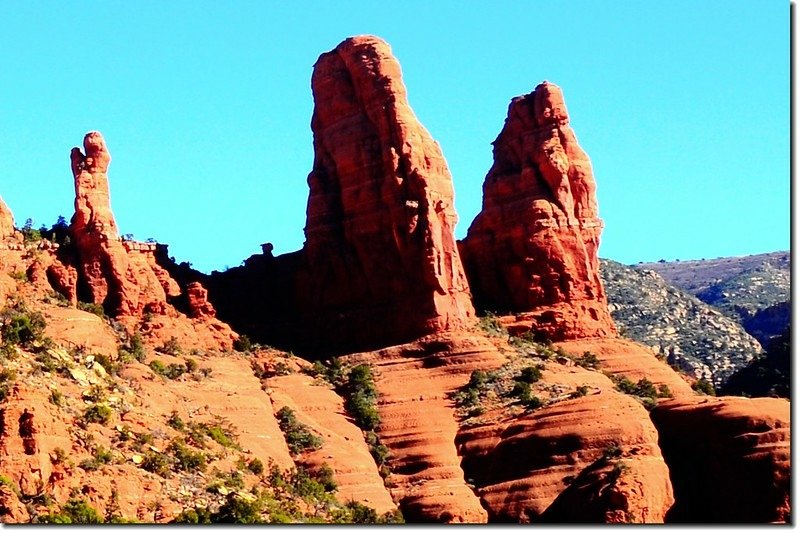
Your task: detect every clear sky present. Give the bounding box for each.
[0,1,789,273]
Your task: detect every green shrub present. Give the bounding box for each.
[160,336,183,356]
[185,358,199,373]
[315,463,337,492]
[517,365,543,383]
[213,493,264,524]
[77,301,106,319]
[167,410,185,430]
[38,498,104,524]
[93,353,119,375]
[83,404,113,425]
[248,458,265,475]
[49,389,64,407]
[344,365,380,431]
[172,507,213,524]
[575,351,601,370]
[692,378,716,396]
[20,219,42,244]
[149,359,167,375]
[276,406,323,455]
[141,451,172,477]
[524,395,543,410]
[169,440,207,473]
[233,335,252,353]
[0,306,46,347]
[570,385,590,399]
[477,313,507,337]
[657,384,673,398]
[510,380,532,402]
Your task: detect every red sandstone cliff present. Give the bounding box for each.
[460,82,615,341]
[297,35,474,349]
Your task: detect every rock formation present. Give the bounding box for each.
[0,197,15,240]
[296,35,475,349]
[69,131,164,315]
[460,82,615,341]
[651,396,790,522]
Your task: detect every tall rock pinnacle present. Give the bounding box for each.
[460,82,616,340]
[298,35,475,348]
[69,131,169,316]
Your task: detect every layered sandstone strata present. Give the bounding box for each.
[460,82,615,340]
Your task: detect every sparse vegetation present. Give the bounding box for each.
[0,304,47,349]
[77,301,106,318]
[276,406,323,455]
[692,378,716,396]
[343,365,380,431]
[83,403,113,425]
[37,498,104,524]
[118,332,147,363]
[160,336,183,356]
[233,335,253,353]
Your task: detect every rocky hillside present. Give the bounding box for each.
[0,35,789,525]
[600,259,763,385]
[640,252,789,347]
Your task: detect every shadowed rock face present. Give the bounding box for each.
[460,82,615,341]
[297,35,475,348]
[0,197,15,240]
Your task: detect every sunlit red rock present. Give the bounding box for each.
[0,197,15,240]
[297,35,475,350]
[69,131,168,316]
[460,82,616,341]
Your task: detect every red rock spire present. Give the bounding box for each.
[298,35,475,347]
[460,81,616,340]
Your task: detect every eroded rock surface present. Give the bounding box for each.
[297,36,475,350]
[0,197,15,240]
[650,396,790,523]
[460,82,615,341]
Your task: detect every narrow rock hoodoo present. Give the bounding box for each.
[297,35,475,348]
[460,82,616,341]
[69,131,181,317]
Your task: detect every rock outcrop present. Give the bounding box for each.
[460,82,615,341]
[69,131,170,316]
[296,35,475,350]
[650,396,790,522]
[0,197,15,240]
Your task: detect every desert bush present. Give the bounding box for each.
[77,301,106,319]
[276,406,323,455]
[169,439,207,473]
[38,498,104,524]
[233,335,252,353]
[160,336,182,356]
[517,365,543,383]
[83,403,113,425]
[692,378,716,396]
[0,306,46,347]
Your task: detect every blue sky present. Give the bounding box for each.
[0,1,788,273]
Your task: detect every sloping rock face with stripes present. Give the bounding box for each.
[460,82,615,341]
[297,35,475,350]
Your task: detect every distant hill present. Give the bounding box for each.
[719,327,790,398]
[600,259,763,386]
[639,252,789,347]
